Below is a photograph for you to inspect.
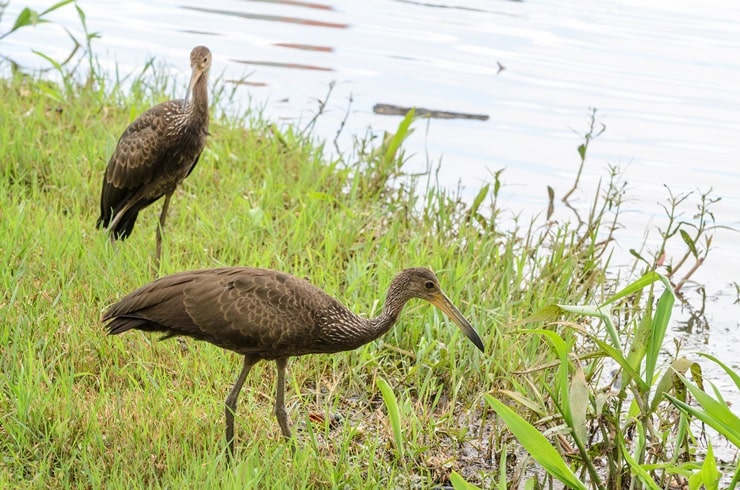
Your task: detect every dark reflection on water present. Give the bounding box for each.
[675,287,709,339]
[181,6,349,29]
[395,0,507,12]
[180,29,219,36]
[232,59,334,71]
[373,103,489,120]
[244,0,335,10]
[274,43,333,52]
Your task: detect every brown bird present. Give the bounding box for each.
[102,267,484,458]
[97,46,212,266]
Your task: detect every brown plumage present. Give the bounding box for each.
[97,46,211,264]
[102,267,484,458]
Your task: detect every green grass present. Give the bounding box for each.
[0,49,734,487]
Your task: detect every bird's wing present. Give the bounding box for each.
[104,100,182,190]
[102,270,197,328]
[182,268,329,352]
[104,268,338,355]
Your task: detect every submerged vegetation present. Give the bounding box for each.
[1,2,738,488]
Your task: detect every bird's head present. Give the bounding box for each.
[391,268,485,353]
[184,45,212,109]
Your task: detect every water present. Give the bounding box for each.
[2,0,739,455]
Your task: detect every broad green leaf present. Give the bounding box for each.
[688,442,720,490]
[514,304,562,325]
[486,395,587,490]
[531,329,571,419]
[9,8,45,34]
[625,298,652,381]
[577,143,586,160]
[599,271,661,307]
[646,286,675,384]
[497,390,546,417]
[586,334,648,392]
[698,352,740,391]
[680,229,699,258]
[556,303,610,317]
[450,471,481,490]
[569,367,589,446]
[650,357,695,412]
[530,328,569,359]
[667,374,740,447]
[729,466,740,490]
[496,447,508,490]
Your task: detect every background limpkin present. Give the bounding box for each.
[102,266,484,459]
[97,45,211,267]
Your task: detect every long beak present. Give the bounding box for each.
[182,66,202,110]
[430,292,484,352]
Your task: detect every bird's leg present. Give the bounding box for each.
[225,356,255,462]
[154,191,173,270]
[274,357,292,440]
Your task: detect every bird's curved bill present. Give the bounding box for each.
[183,67,202,110]
[431,293,484,352]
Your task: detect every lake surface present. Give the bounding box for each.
[3,0,739,427]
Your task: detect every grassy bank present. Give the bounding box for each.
[1,47,736,489]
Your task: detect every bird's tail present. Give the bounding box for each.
[97,209,139,240]
[104,315,162,335]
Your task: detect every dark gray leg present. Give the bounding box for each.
[274,358,292,439]
[154,191,173,269]
[225,356,255,461]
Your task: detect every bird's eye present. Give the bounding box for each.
[424,281,435,289]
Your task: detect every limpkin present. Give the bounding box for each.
[97,46,211,267]
[102,267,484,458]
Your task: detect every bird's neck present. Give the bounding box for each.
[187,77,209,122]
[360,285,410,342]
[364,310,399,341]
[320,278,411,352]
[322,293,406,352]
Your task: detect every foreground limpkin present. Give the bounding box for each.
[97,46,211,266]
[102,267,484,458]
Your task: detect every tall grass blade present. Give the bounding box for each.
[579,333,648,392]
[40,0,75,16]
[698,353,740,390]
[376,376,404,461]
[486,395,588,490]
[617,432,662,490]
[383,108,414,164]
[557,303,621,349]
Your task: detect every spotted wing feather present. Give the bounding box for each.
[103,268,343,360]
